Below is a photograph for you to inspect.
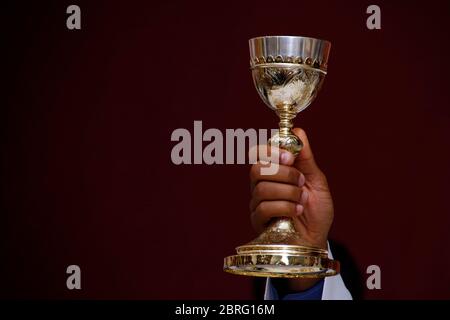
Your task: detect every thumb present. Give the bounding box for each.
[292,128,324,179]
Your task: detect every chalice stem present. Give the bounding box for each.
[278,104,296,136]
[269,104,303,157]
[269,104,300,241]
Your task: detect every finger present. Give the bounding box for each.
[250,181,303,212]
[251,200,303,233]
[250,162,305,191]
[279,149,295,166]
[248,144,295,165]
[292,128,323,178]
[248,144,278,164]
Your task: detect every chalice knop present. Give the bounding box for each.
[224,36,339,278]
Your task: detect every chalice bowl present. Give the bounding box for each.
[224,36,339,278]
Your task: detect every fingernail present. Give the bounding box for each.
[300,189,309,205]
[298,173,305,186]
[296,204,304,215]
[280,152,290,165]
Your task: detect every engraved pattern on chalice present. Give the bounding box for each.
[256,67,321,114]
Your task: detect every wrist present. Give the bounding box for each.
[287,277,322,292]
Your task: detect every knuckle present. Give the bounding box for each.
[256,201,268,216]
[250,209,255,219]
[255,201,267,215]
[253,181,266,197]
[249,163,260,181]
[249,201,253,212]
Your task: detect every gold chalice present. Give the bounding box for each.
[224,36,339,278]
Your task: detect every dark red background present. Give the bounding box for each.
[2,0,450,299]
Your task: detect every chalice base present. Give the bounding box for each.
[223,219,339,278]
